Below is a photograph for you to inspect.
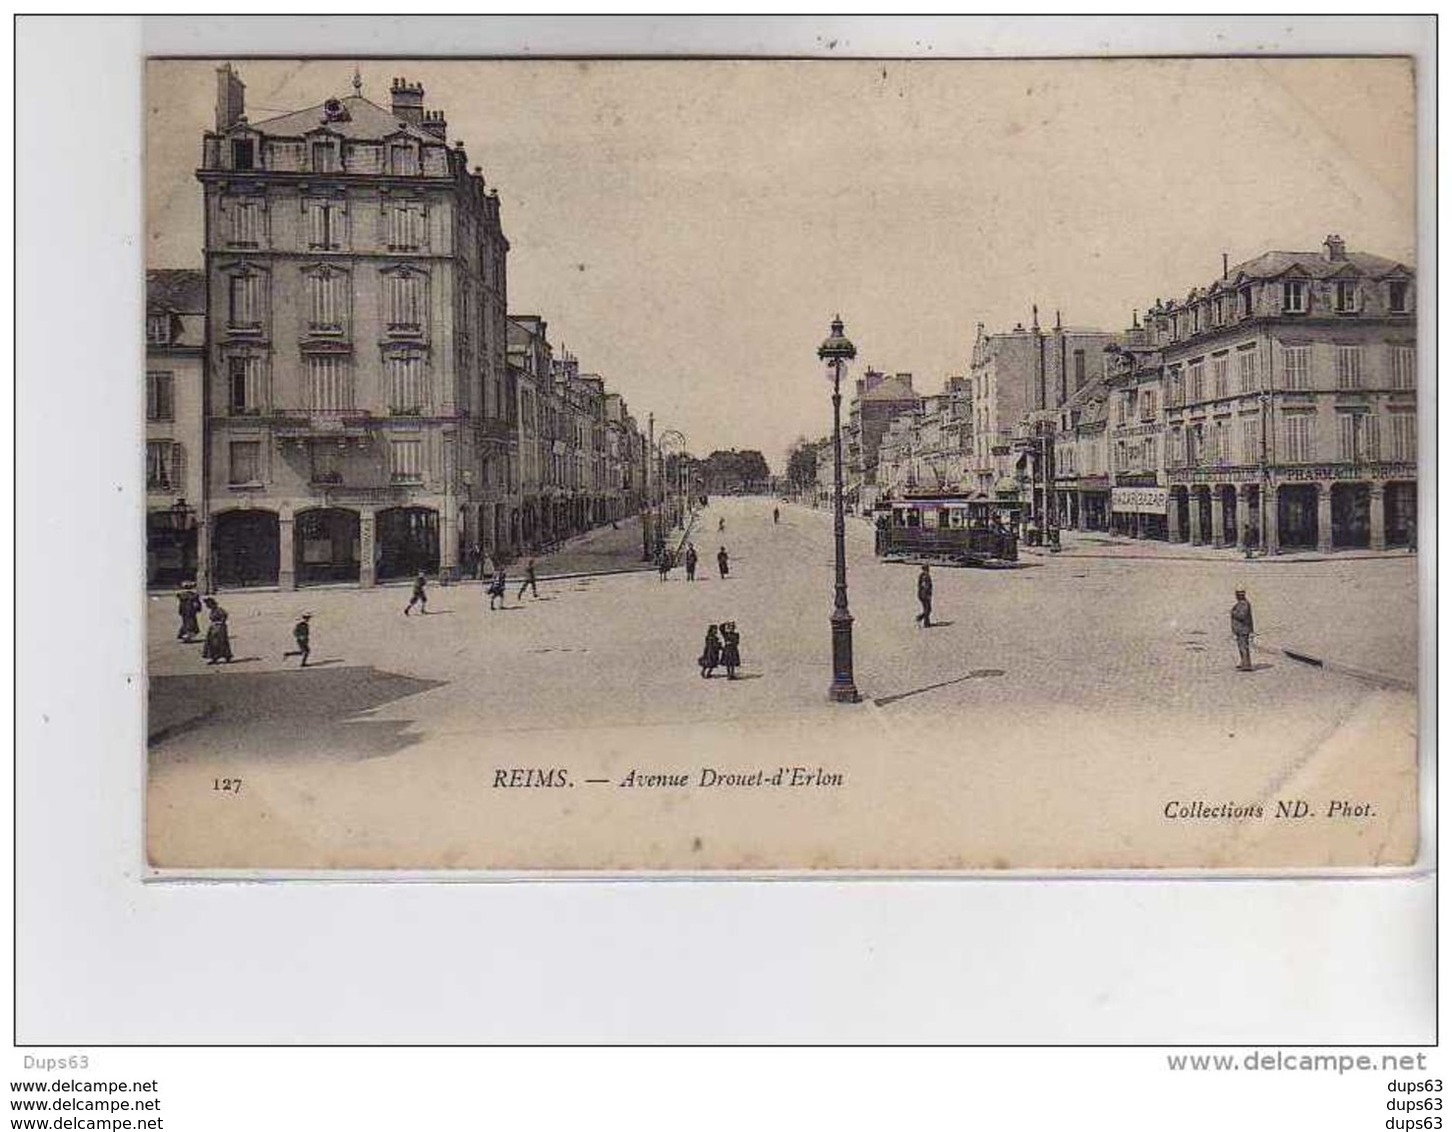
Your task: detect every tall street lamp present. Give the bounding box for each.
[819,314,861,704]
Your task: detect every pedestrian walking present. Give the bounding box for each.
[517,558,539,600]
[1230,588,1255,672]
[657,547,673,582]
[914,564,934,628]
[488,567,508,610]
[773,506,780,525]
[718,516,726,533]
[175,582,202,642]
[720,621,742,680]
[283,613,311,668]
[201,597,232,665]
[684,543,698,581]
[404,570,428,616]
[717,546,730,579]
[698,624,722,678]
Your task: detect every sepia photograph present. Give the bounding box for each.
[142,54,1422,872]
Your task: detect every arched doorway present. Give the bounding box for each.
[213,509,280,588]
[295,508,360,585]
[376,506,439,580]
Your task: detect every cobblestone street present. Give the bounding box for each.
[148,496,1420,871]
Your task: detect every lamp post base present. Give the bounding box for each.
[828,609,859,703]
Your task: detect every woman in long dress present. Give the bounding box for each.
[698,624,722,678]
[201,597,233,665]
[176,583,202,642]
[720,621,741,680]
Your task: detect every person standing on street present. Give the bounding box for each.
[201,597,232,665]
[657,546,673,582]
[773,506,780,525]
[488,566,508,610]
[914,564,934,628]
[283,613,311,668]
[404,570,428,616]
[517,558,539,600]
[717,546,730,579]
[1230,588,1255,672]
[698,624,722,678]
[720,621,742,680]
[718,516,726,533]
[176,582,202,642]
[684,543,698,581]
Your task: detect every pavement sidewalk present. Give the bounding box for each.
[1021,531,1416,565]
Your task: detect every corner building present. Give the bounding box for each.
[1150,237,1416,553]
[197,66,511,588]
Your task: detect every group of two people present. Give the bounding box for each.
[698,621,742,680]
[175,583,234,665]
[661,543,730,582]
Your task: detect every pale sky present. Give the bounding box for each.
[147,57,1415,469]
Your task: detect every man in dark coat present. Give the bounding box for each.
[283,613,311,668]
[517,558,539,600]
[404,570,428,615]
[684,543,698,581]
[914,564,934,628]
[717,546,730,579]
[1230,588,1255,672]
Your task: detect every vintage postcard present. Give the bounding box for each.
[144,55,1422,871]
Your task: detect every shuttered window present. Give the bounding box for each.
[388,354,426,413]
[308,355,352,414]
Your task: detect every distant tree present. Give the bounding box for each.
[785,438,819,492]
[702,448,772,493]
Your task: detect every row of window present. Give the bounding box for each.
[227,354,430,416]
[226,437,425,486]
[1164,343,1415,406]
[1162,279,1411,340]
[230,137,424,178]
[225,268,429,334]
[1156,411,1415,468]
[221,197,461,257]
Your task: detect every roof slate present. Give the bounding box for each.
[247,96,439,144]
[146,269,205,313]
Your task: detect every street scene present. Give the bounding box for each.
[143,57,1421,870]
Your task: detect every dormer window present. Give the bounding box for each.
[1239,285,1253,318]
[146,313,170,346]
[1334,280,1359,314]
[1282,279,1308,313]
[390,142,420,176]
[1388,280,1410,313]
[231,138,254,170]
[310,139,339,173]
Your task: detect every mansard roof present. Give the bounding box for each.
[146,269,205,314]
[1226,248,1412,282]
[246,96,439,145]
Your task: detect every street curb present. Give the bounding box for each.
[1023,548,1415,565]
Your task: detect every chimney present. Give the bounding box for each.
[1054,309,1062,330]
[1222,252,1229,279]
[215,63,245,132]
[390,77,426,125]
[1324,234,1347,262]
[421,108,448,140]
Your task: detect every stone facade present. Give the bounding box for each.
[196,66,511,588]
[146,270,207,586]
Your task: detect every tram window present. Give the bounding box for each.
[923,509,940,529]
